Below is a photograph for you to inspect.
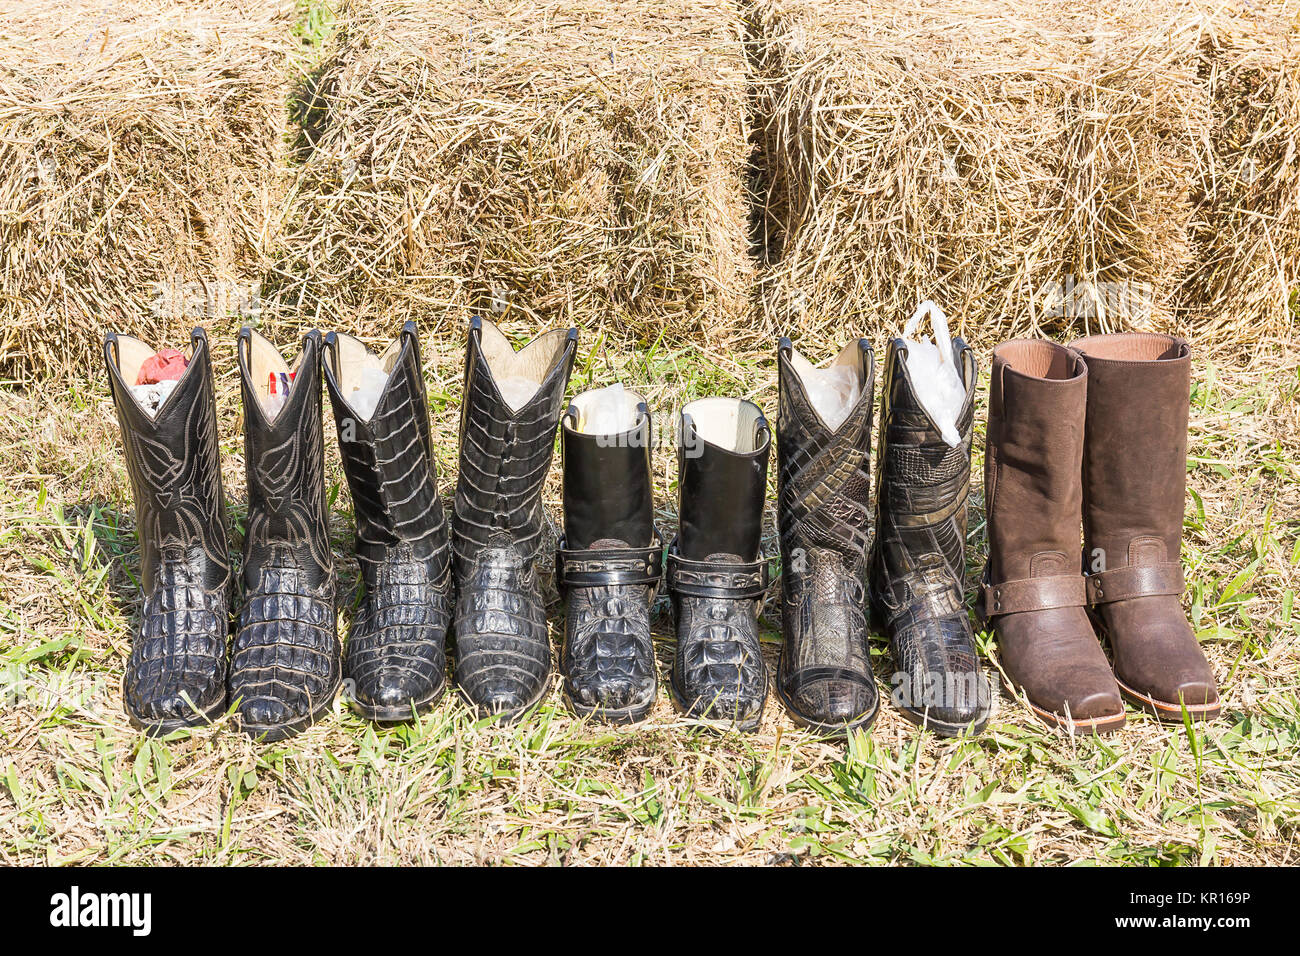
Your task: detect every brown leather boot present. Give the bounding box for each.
[1069,333,1220,721]
[980,340,1125,733]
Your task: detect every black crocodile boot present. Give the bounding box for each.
[557,387,662,723]
[104,327,231,734]
[774,338,880,736]
[452,317,578,720]
[323,322,453,721]
[868,336,991,736]
[668,398,771,731]
[230,329,341,740]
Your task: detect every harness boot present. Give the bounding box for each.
[230,329,341,740]
[1070,333,1219,721]
[775,339,879,735]
[557,387,662,723]
[869,335,992,736]
[668,398,771,731]
[980,340,1124,733]
[323,322,452,721]
[452,317,578,720]
[104,327,231,734]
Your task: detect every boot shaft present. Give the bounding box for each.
[453,316,577,565]
[984,340,1087,583]
[322,322,448,573]
[775,338,874,561]
[873,335,975,569]
[561,387,654,550]
[677,398,770,562]
[104,327,229,595]
[238,328,332,585]
[1070,333,1190,572]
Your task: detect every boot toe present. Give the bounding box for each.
[1071,688,1125,722]
[238,696,294,733]
[787,676,878,730]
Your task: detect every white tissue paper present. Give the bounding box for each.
[901,300,965,447]
[497,375,541,413]
[581,383,636,435]
[803,365,860,432]
[129,380,180,418]
[347,367,391,420]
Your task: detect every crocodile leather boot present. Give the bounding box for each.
[557,387,662,723]
[105,327,231,734]
[869,335,992,736]
[1070,333,1219,721]
[229,329,341,740]
[774,339,879,736]
[452,317,578,720]
[323,322,453,721]
[668,398,771,731]
[979,340,1124,733]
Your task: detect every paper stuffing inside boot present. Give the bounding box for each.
[330,333,401,421]
[242,330,304,421]
[112,335,191,419]
[570,384,641,435]
[683,397,763,452]
[478,319,569,413]
[788,342,863,432]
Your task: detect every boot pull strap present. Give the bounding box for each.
[556,531,664,591]
[665,541,769,601]
[980,573,1087,616]
[1087,563,1183,605]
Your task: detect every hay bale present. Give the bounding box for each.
[0,0,297,381]
[1179,1,1300,345]
[747,0,1211,347]
[272,0,754,347]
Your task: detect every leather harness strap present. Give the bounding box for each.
[1086,562,1184,605]
[665,545,769,601]
[981,573,1088,616]
[555,534,664,590]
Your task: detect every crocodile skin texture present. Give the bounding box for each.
[324,323,452,721]
[668,551,769,731]
[452,319,577,720]
[867,338,991,736]
[774,339,880,735]
[105,328,231,734]
[559,538,662,722]
[230,330,341,740]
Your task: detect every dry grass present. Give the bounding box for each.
[269,0,754,348]
[746,0,1298,348]
[0,0,300,382]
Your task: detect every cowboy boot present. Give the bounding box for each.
[668,398,771,731]
[1070,333,1219,721]
[229,329,341,740]
[322,322,452,721]
[774,339,879,735]
[452,317,578,720]
[104,327,231,734]
[869,336,992,736]
[980,340,1124,733]
[557,387,663,723]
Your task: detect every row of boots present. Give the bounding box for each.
[104,317,1216,740]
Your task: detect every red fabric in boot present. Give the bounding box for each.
[136,348,189,385]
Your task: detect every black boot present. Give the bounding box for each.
[322,322,452,721]
[452,317,577,720]
[668,398,771,731]
[557,387,662,723]
[230,329,341,740]
[104,327,231,734]
[774,338,880,735]
[868,336,991,736]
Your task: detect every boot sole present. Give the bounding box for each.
[239,676,344,742]
[668,679,764,733]
[774,678,878,738]
[997,673,1126,735]
[1115,676,1221,723]
[564,688,656,725]
[349,681,447,723]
